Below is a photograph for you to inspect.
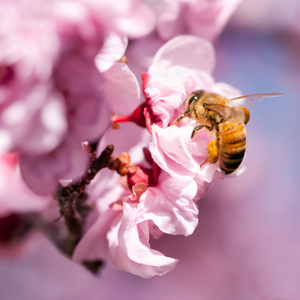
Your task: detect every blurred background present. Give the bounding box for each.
[1,1,300,299]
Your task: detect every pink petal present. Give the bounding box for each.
[100,63,141,114]
[114,3,156,39]
[151,35,215,74]
[138,171,199,236]
[117,203,178,278]
[144,65,215,127]
[73,168,129,263]
[186,0,243,41]
[74,203,178,278]
[0,85,67,155]
[18,90,68,155]
[67,93,111,142]
[149,124,226,201]
[126,34,165,73]
[95,32,128,73]
[72,209,121,263]
[154,0,242,41]
[20,137,89,195]
[193,167,224,200]
[149,123,198,179]
[89,0,155,39]
[156,0,183,40]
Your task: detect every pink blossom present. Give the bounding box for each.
[72,124,174,278]
[72,121,201,278]
[87,0,156,39]
[144,35,240,126]
[0,2,65,155]
[19,137,89,196]
[75,36,247,278]
[125,34,166,87]
[147,0,243,41]
[0,1,144,194]
[143,35,243,195]
[0,10,298,299]
[96,33,141,115]
[124,0,243,81]
[0,2,248,279]
[149,122,224,199]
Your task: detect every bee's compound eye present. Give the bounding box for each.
[188,94,200,105]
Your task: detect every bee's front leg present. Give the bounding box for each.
[200,139,219,168]
[191,124,204,139]
[191,124,213,139]
[170,107,193,126]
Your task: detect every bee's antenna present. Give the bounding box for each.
[180,98,188,108]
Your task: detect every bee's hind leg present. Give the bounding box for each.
[200,139,219,168]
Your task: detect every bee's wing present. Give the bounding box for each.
[228,93,284,109]
[205,104,231,119]
[206,104,246,122]
[205,104,245,122]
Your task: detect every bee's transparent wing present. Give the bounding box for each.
[206,105,246,122]
[228,93,284,109]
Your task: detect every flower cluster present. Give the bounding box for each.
[0,0,246,279]
[0,0,154,195]
[73,35,244,278]
[148,0,243,41]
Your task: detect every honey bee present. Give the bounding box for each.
[171,90,283,174]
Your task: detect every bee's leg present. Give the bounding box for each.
[191,124,204,139]
[191,124,213,139]
[170,107,193,126]
[200,139,219,168]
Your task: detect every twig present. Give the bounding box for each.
[53,145,114,235]
[50,144,114,273]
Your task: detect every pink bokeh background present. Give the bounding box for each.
[1,0,300,299]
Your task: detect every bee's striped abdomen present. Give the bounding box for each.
[219,122,246,174]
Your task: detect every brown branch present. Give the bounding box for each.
[53,145,114,234]
[50,144,114,273]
